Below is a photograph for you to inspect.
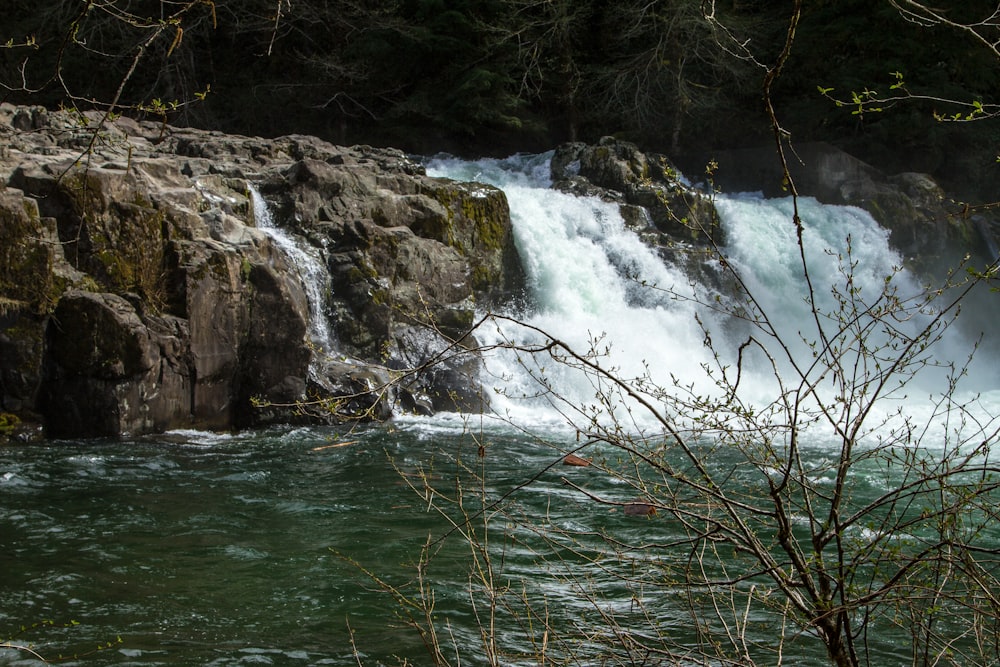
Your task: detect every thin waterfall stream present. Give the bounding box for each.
[249,183,336,358]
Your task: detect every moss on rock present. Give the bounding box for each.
[420,180,515,297]
[0,190,57,315]
[57,168,169,310]
[0,412,21,435]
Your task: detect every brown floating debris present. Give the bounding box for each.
[623,502,657,517]
[311,441,358,451]
[562,454,591,467]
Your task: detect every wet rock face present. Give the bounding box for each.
[551,137,721,246]
[0,187,61,422]
[5,105,979,439]
[0,104,519,437]
[549,138,733,296]
[42,290,192,438]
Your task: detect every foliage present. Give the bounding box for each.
[0,0,216,123]
[773,0,1000,195]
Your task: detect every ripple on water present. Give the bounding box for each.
[222,545,269,561]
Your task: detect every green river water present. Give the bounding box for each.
[2,421,521,666]
[4,154,998,665]
[0,415,938,666]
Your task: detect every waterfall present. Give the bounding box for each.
[427,154,718,425]
[426,153,995,430]
[247,184,335,355]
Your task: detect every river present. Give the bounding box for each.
[1,421,593,666]
[2,153,998,666]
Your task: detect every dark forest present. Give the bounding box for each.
[4,1,1000,198]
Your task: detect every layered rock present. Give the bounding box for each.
[0,104,521,438]
[550,138,729,292]
[3,107,993,439]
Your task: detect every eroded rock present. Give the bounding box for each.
[552,137,721,245]
[0,104,519,436]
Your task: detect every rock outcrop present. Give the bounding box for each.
[549,138,728,291]
[3,108,993,440]
[577,138,999,279]
[551,138,720,246]
[0,104,521,438]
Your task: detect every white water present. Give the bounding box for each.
[427,154,718,427]
[426,153,999,437]
[248,183,335,355]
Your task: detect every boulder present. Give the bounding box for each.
[550,138,728,292]
[552,137,721,245]
[41,290,192,437]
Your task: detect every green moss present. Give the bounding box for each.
[428,184,509,255]
[21,198,38,218]
[0,412,21,435]
[434,306,477,340]
[449,308,475,331]
[461,193,507,252]
[59,170,169,309]
[425,188,461,247]
[61,171,106,220]
[948,217,978,246]
[370,230,402,255]
[0,196,56,314]
[346,267,365,283]
[471,264,492,291]
[347,263,378,284]
[78,275,101,292]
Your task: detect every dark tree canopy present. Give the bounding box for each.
[2,1,998,198]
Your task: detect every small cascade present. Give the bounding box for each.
[248,183,335,356]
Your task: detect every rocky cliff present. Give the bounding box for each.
[0,105,521,438]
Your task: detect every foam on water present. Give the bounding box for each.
[427,154,999,445]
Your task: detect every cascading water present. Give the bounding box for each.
[427,154,719,426]
[426,153,996,429]
[248,183,335,357]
